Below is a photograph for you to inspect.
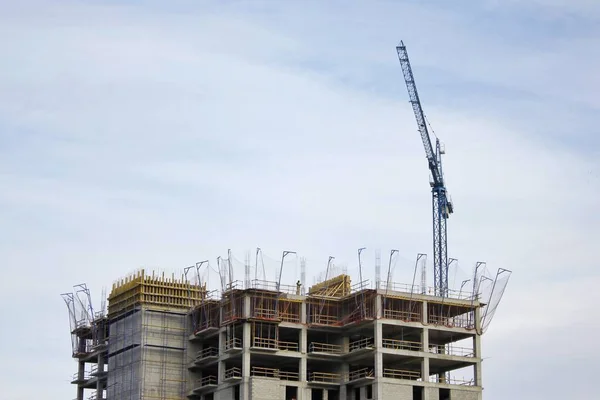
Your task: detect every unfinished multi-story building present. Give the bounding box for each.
[63,266,498,400]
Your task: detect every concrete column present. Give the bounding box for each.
[244,295,251,319]
[96,354,105,400]
[242,322,252,400]
[339,361,349,400]
[374,321,383,377]
[422,328,429,382]
[300,326,307,391]
[375,295,382,319]
[77,361,85,400]
[422,300,428,324]
[474,306,482,387]
[373,321,383,400]
[301,301,307,324]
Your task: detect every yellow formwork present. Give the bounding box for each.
[308,274,351,297]
[108,269,206,317]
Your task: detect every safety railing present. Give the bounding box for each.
[196,347,219,360]
[349,337,374,352]
[252,337,278,349]
[195,375,218,388]
[383,309,422,322]
[251,366,299,381]
[428,314,474,329]
[279,311,301,323]
[378,281,420,293]
[347,368,374,381]
[350,280,371,293]
[382,339,422,351]
[309,314,339,326]
[89,364,106,376]
[225,367,242,380]
[308,342,344,355]
[251,280,298,294]
[429,344,474,357]
[430,376,475,386]
[252,307,277,319]
[195,317,220,333]
[383,368,421,380]
[224,337,242,351]
[377,281,476,300]
[308,371,342,384]
[71,371,92,381]
[278,340,300,352]
[252,337,299,351]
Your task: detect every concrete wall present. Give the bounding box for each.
[381,382,413,400]
[425,387,439,400]
[250,377,282,400]
[107,310,142,400]
[450,389,481,400]
[107,307,188,400]
[216,385,234,400]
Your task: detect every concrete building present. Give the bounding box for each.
[64,270,489,400]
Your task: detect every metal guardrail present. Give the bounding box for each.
[224,337,242,350]
[225,367,242,379]
[251,366,299,381]
[252,337,299,351]
[278,340,299,351]
[250,280,298,294]
[252,337,277,349]
[430,376,476,386]
[429,344,474,357]
[196,347,219,360]
[308,371,342,384]
[71,371,92,381]
[253,307,277,319]
[195,375,218,388]
[383,309,422,322]
[383,368,421,380]
[347,368,374,381]
[308,342,344,354]
[377,281,476,300]
[382,339,422,351]
[428,314,474,328]
[280,311,300,323]
[309,314,339,325]
[349,337,374,352]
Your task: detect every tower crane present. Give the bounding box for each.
[396,41,454,297]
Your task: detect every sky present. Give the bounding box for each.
[0,0,599,398]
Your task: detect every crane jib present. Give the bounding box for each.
[397,40,453,297]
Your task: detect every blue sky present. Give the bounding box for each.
[0,1,599,399]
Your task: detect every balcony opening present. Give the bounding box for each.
[328,389,340,400]
[412,386,423,400]
[312,388,324,400]
[439,388,451,400]
[286,386,298,400]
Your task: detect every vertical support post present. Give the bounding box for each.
[474,306,483,387]
[77,361,85,400]
[422,327,430,382]
[373,320,383,400]
[243,322,251,400]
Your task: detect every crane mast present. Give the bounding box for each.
[396,41,454,297]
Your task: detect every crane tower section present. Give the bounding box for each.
[396,41,454,297]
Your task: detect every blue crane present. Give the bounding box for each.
[396,41,454,297]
